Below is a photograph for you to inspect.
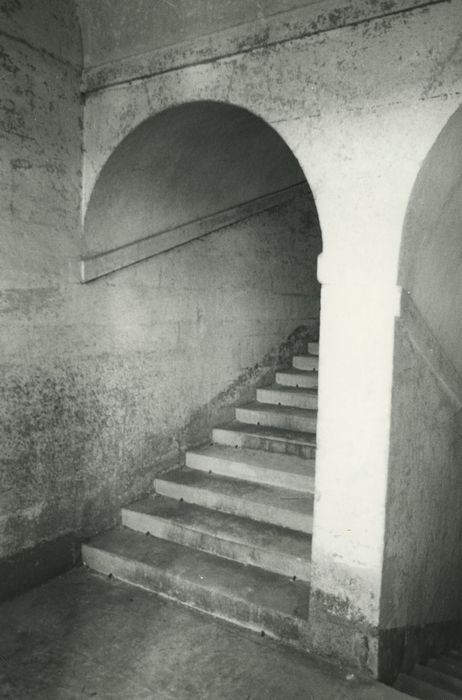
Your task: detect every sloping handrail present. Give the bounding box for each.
[80,181,306,283]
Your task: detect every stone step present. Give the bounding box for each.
[293,355,319,372]
[308,342,319,356]
[186,444,314,492]
[212,421,316,460]
[430,658,462,681]
[395,673,461,699]
[275,368,319,389]
[122,495,312,581]
[155,468,313,534]
[257,384,318,410]
[82,528,311,645]
[235,402,317,434]
[413,664,462,696]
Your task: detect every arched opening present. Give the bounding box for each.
[81,101,325,635]
[83,100,323,436]
[83,100,319,258]
[381,103,462,677]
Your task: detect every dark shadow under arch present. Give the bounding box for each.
[84,100,319,259]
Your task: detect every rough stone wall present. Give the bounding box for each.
[0,0,83,576]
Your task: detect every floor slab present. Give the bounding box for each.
[0,567,407,699]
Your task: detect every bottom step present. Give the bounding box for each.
[83,527,310,646]
[122,495,312,581]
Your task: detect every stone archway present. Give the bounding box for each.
[81,99,330,651]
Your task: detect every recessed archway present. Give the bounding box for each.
[82,99,325,617]
[381,102,462,679]
[80,99,331,656]
[82,98,324,438]
[83,101,319,259]
[81,99,325,414]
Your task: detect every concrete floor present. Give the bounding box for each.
[0,568,407,700]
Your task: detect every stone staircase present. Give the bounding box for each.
[82,343,319,648]
[395,649,462,699]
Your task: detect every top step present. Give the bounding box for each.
[308,342,319,356]
[293,355,319,372]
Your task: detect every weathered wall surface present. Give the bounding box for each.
[77,0,462,676]
[0,0,84,594]
[77,0,317,69]
[381,293,462,677]
[0,0,81,65]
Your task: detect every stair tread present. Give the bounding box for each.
[277,368,317,377]
[236,402,317,433]
[275,369,318,389]
[414,664,462,692]
[259,384,318,396]
[257,385,318,409]
[292,357,319,374]
[239,401,317,418]
[186,444,313,492]
[430,662,462,682]
[156,467,313,517]
[395,673,462,699]
[214,420,316,445]
[84,527,311,622]
[293,355,318,363]
[188,444,314,477]
[124,494,312,563]
[435,658,462,677]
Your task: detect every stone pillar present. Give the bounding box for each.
[308,251,401,675]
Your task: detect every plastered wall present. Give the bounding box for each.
[387,312,462,623]
[380,104,462,675]
[380,294,462,678]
